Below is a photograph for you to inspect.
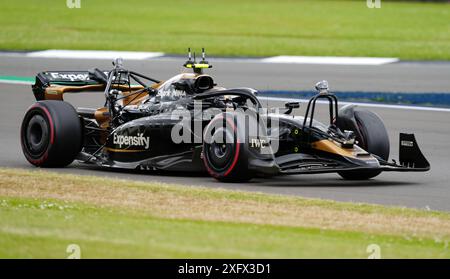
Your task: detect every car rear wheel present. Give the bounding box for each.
[337,107,390,180]
[21,101,83,167]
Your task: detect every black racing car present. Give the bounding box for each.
[21,49,430,182]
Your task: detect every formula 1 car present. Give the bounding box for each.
[21,49,430,182]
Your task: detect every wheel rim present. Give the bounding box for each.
[24,114,49,156]
[213,143,228,158]
[206,127,235,171]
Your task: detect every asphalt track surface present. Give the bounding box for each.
[1,56,450,211]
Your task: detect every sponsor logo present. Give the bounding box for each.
[50,72,89,82]
[401,140,414,147]
[250,138,268,148]
[113,133,150,149]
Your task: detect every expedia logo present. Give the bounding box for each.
[50,72,89,82]
[113,133,150,149]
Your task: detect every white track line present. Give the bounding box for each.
[260,96,450,113]
[261,55,399,65]
[0,79,33,85]
[26,50,164,60]
[0,50,399,65]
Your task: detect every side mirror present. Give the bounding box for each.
[315,80,329,94]
[113,57,124,69]
[284,102,300,115]
[154,95,161,104]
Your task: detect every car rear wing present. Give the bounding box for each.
[32,71,105,100]
[31,70,144,101]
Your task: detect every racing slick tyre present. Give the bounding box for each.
[20,100,82,167]
[337,106,390,180]
[202,113,254,182]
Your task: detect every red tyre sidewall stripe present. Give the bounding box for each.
[223,117,240,177]
[38,105,55,145]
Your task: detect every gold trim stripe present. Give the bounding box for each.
[105,147,147,153]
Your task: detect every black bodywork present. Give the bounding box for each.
[28,55,430,179]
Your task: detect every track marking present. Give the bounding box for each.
[260,96,450,112]
[0,50,399,65]
[261,55,399,65]
[0,76,34,85]
[26,50,164,60]
[0,80,32,85]
[260,90,450,108]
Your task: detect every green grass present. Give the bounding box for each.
[1,197,448,259]
[0,0,449,60]
[0,168,449,258]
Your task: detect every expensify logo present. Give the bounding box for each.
[113,133,150,149]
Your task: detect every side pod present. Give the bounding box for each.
[399,133,430,170]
